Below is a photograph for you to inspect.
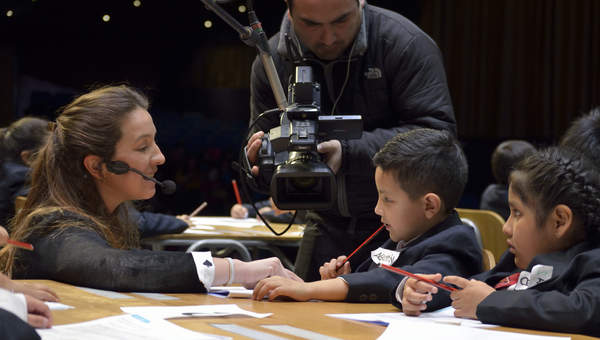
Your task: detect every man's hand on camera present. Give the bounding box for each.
[246,131,264,176]
[317,139,342,174]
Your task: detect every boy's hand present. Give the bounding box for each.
[444,276,495,319]
[253,276,311,301]
[319,256,351,280]
[401,273,441,316]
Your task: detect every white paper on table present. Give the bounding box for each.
[45,302,74,310]
[184,229,223,235]
[188,224,216,230]
[378,319,570,340]
[327,307,496,328]
[36,314,229,340]
[189,217,265,229]
[121,304,271,319]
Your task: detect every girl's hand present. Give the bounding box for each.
[400,273,441,316]
[444,276,495,319]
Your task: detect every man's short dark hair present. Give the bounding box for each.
[560,107,600,170]
[491,140,536,185]
[372,128,468,211]
[286,0,360,14]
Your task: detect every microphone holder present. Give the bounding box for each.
[201,0,296,237]
[199,0,287,111]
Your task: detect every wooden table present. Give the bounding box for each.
[141,220,304,268]
[31,280,597,340]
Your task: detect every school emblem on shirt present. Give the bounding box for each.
[510,264,553,291]
[371,247,400,265]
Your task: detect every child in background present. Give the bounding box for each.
[399,147,600,337]
[560,107,600,168]
[479,140,535,220]
[230,198,305,224]
[0,117,50,228]
[252,129,482,302]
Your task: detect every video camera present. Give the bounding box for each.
[254,65,362,210]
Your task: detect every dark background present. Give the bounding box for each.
[1,0,598,215]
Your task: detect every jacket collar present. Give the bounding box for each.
[276,5,368,63]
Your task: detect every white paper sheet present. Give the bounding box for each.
[184,229,223,235]
[189,217,265,229]
[327,307,495,328]
[378,319,570,340]
[36,314,229,340]
[45,302,74,310]
[121,304,271,319]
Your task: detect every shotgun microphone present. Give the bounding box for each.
[105,161,176,195]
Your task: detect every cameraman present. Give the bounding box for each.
[247,0,455,281]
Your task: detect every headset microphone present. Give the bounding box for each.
[105,161,176,195]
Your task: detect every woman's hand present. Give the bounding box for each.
[235,257,303,289]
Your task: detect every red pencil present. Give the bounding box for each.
[339,224,385,267]
[380,263,456,292]
[7,239,34,251]
[231,179,242,205]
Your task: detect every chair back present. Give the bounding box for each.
[457,208,507,262]
[482,248,496,271]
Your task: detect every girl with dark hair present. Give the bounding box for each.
[398,147,600,337]
[0,117,50,227]
[0,85,300,292]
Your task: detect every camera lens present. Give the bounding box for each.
[289,177,318,191]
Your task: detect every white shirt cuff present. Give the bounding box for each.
[0,288,27,321]
[191,252,215,289]
[395,276,410,305]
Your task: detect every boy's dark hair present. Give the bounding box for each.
[491,140,536,185]
[372,128,468,212]
[560,107,600,169]
[510,147,600,239]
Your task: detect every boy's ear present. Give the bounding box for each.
[550,204,574,239]
[83,155,105,180]
[422,193,442,219]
